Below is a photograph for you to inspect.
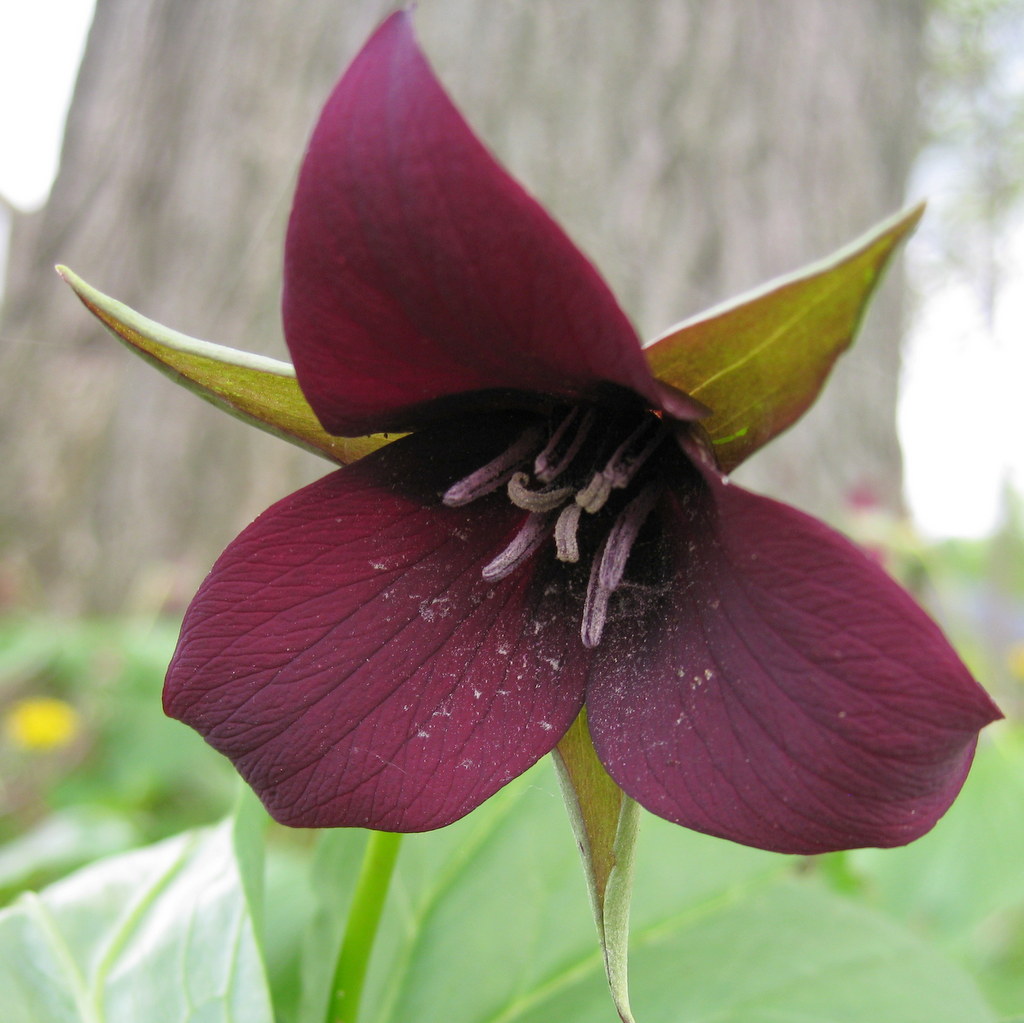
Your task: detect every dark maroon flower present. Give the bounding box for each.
[164,12,1000,854]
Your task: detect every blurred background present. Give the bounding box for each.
[0,0,1021,1015]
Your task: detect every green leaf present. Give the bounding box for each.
[357,760,994,1023]
[850,726,1024,1017]
[0,807,139,900]
[56,266,393,465]
[518,880,997,1023]
[645,205,924,471]
[230,784,269,950]
[552,712,640,1023]
[0,820,274,1023]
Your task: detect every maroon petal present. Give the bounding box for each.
[283,12,668,436]
[587,461,1001,854]
[165,417,589,831]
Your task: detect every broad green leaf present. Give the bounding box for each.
[850,726,1024,1017]
[552,711,640,1023]
[513,881,997,1023]
[645,205,924,471]
[357,759,994,1023]
[230,784,269,947]
[0,820,273,1023]
[57,266,393,465]
[228,786,331,1023]
[0,808,139,900]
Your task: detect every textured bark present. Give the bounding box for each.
[0,0,926,613]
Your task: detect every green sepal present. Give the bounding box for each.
[56,266,394,465]
[552,710,640,1023]
[644,204,924,471]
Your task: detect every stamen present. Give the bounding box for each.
[581,549,612,648]
[602,417,665,489]
[507,472,574,512]
[482,513,552,581]
[581,484,661,648]
[451,407,666,647]
[575,416,665,514]
[443,426,544,507]
[554,502,583,562]
[534,407,596,483]
[597,484,662,590]
[575,471,614,513]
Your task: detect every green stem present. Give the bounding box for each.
[328,830,403,1023]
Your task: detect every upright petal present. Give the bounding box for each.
[165,417,590,831]
[284,12,668,436]
[587,460,1001,854]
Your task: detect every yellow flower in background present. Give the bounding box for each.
[4,697,80,751]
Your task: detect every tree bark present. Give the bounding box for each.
[0,0,927,614]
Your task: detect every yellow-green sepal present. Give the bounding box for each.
[644,204,924,472]
[552,710,640,1023]
[57,266,394,465]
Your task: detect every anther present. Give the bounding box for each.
[554,502,582,562]
[580,484,662,647]
[597,483,662,590]
[507,472,574,512]
[482,513,552,581]
[534,406,596,483]
[443,426,544,507]
[575,471,614,513]
[581,551,612,648]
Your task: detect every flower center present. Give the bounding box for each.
[443,404,669,648]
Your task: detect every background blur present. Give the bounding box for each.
[0,0,1021,1017]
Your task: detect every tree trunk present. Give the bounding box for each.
[0,0,926,614]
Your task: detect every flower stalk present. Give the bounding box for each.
[328,830,403,1023]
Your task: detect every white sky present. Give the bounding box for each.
[0,1,94,210]
[901,223,1024,537]
[1,1,1020,540]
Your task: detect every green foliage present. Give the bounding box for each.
[916,0,1024,323]
[0,617,235,889]
[347,767,996,1023]
[0,759,1006,1023]
[0,561,1020,1023]
[0,817,274,1023]
[849,729,1024,1017]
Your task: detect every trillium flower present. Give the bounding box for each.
[143,13,999,855]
